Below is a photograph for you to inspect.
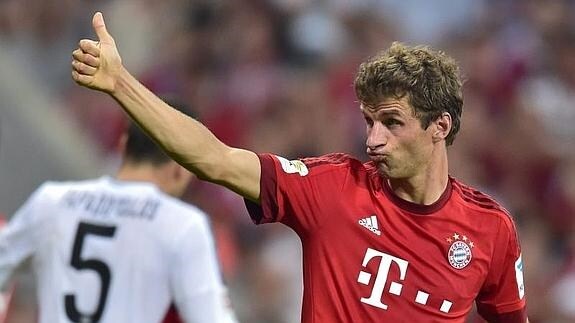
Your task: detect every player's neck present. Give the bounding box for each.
[115,164,162,188]
[387,149,449,206]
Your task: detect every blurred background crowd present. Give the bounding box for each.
[1,0,575,322]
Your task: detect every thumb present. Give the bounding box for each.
[92,12,113,43]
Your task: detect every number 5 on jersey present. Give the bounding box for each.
[64,222,117,323]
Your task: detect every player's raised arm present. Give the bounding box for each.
[71,12,261,202]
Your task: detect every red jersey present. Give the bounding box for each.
[245,153,527,323]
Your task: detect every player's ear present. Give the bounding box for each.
[167,162,193,197]
[432,112,452,143]
[169,162,191,181]
[172,162,184,180]
[117,132,128,155]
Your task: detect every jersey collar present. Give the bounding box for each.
[381,176,453,215]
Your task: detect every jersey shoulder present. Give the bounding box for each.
[300,152,360,166]
[25,178,103,205]
[450,178,518,233]
[297,153,369,176]
[158,194,211,228]
[292,153,381,194]
[11,179,108,227]
[35,177,210,227]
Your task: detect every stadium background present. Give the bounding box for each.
[1,0,575,322]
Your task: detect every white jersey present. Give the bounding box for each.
[0,176,235,323]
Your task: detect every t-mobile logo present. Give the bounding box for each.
[357,248,409,310]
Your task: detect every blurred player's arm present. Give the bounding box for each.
[170,219,238,323]
[71,13,260,202]
[0,187,45,290]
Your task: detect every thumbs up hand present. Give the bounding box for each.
[72,12,122,93]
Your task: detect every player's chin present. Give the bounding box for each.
[376,162,407,179]
[376,163,393,177]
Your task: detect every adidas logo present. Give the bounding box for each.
[358,215,381,236]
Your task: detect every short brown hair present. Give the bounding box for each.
[354,42,463,145]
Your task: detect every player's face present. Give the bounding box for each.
[361,96,435,179]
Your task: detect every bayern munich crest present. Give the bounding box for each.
[446,233,474,269]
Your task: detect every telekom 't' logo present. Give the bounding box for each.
[357,248,409,310]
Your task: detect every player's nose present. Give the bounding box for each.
[366,123,387,150]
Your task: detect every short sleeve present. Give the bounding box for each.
[0,186,47,288]
[244,153,352,235]
[169,217,232,323]
[476,216,527,323]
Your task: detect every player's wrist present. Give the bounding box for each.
[108,66,130,96]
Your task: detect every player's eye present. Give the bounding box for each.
[384,119,402,127]
[364,117,374,127]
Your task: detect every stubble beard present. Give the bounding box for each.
[376,161,393,179]
[376,158,412,180]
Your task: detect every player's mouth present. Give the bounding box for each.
[367,152,388,163]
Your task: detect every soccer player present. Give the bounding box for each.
[0,118,237,323]
[71,12,529,322]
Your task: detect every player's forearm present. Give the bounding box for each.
[111,67,228,180]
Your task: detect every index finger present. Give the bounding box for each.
[79,39,100,57]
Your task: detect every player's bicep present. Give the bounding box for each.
[213,147,261,203]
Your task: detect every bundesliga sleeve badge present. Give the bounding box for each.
[276,156,309,176]
[446,232,474,269]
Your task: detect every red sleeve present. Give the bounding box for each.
[476,215,527,322]
[244,153,351,235]
[478,309,527,323]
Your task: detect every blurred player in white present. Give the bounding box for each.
[0,114,238,323]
